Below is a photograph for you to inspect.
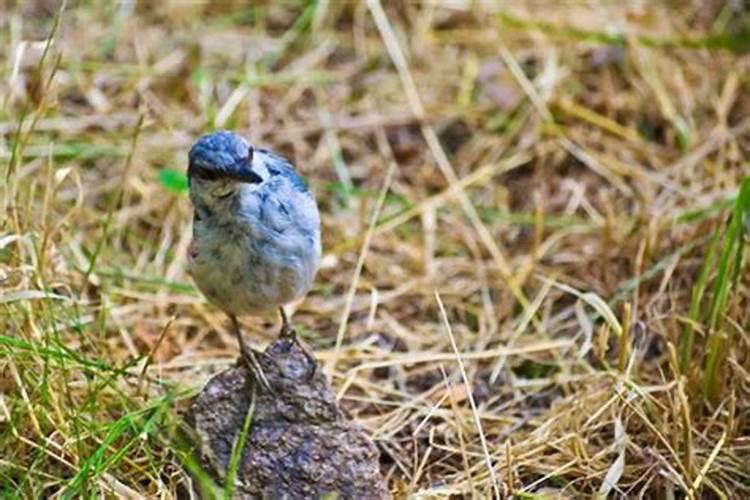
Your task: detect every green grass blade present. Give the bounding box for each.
[702,177,750,405]
[678,229,721,373]
[159,168,190,194]
[62,393,176,498]
[224,390,256,500]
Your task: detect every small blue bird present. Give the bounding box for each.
[186,131,321,381]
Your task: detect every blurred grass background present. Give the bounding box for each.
[1,0,749,497]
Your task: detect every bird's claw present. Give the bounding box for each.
[279,326,317,381]
[231,315,275,393]
[239,348,275,393]
[278,308,317,380]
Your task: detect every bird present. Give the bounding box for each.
[185,130,321,384]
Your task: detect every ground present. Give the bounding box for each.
[1,1,749,498]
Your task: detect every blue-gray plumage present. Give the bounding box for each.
[186,131,321,378]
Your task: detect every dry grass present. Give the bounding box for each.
[1,1,749,498]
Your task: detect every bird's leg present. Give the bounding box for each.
[278,306,317,379]
[230,315,273,392]
[278,306,295,339]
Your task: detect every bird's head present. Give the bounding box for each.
[187,131,271,205]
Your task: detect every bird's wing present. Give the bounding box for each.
[256,147,292,165]
[258,148,310,194]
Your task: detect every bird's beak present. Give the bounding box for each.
[226,158,263,184]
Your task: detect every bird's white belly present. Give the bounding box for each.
[187,232,312,317]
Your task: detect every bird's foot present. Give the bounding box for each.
[279,325,317,381]
[231,315,274,393]
[239,348,275,393]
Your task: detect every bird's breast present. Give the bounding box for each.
[187,218,319,317]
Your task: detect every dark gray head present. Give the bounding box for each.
[188,131,262,185]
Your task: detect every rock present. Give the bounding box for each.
[184,339,387,499]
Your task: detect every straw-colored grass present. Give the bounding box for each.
[1,1,748,498]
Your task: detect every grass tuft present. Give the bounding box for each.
[701,177,749,406]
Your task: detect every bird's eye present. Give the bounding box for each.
[247,146,254,162]
[194,165,221,180]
